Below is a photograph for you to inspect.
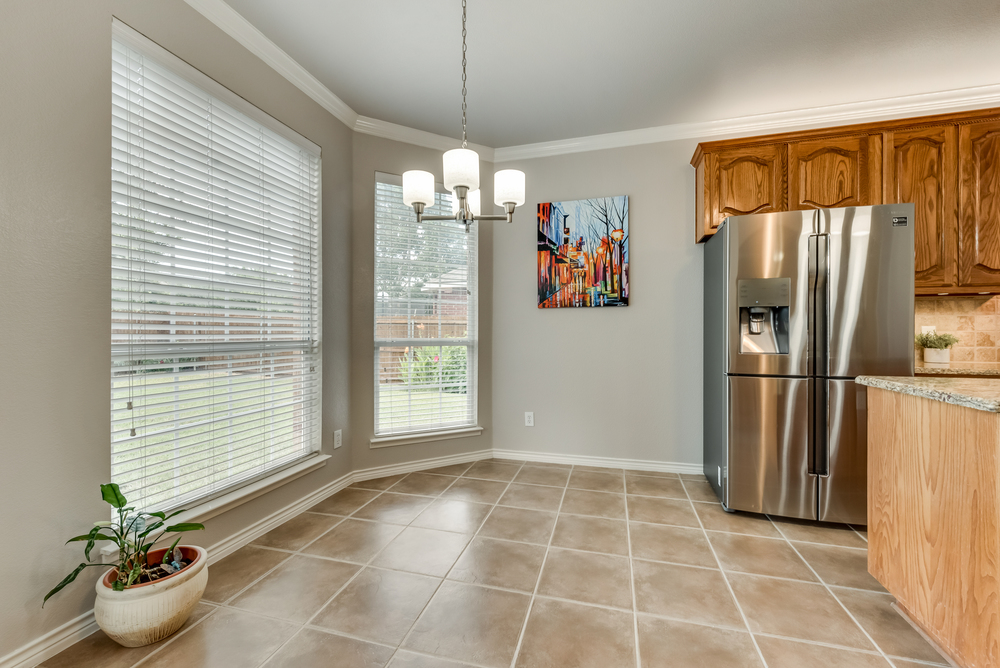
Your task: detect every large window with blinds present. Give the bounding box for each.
[374,173,478,436]
[111,23,322,512]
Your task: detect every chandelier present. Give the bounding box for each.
[401,0,525,233]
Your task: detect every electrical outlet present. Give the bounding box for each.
[921,325,937,334]
[524,412,534,427]
[334,429,342,448]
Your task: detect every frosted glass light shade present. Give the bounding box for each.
[402,170,435,207]
[452,189,481,217]
[443,148,480,191]
[494,169,526,206]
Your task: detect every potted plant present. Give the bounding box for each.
[915,332,960,364]
[44,483,207,647]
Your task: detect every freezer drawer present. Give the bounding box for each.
[728,376,816,520]
[818,379,868,525]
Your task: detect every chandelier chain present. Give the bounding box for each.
[461,0,467,148]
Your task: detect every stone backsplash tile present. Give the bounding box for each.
[915,295,1000,362]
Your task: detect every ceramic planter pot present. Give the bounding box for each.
[924,348,951,363]
[94,545,208,647]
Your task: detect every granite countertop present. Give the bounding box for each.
[857,375,1000,413]
[915,360,1000,377]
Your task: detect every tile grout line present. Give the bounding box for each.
[387,459,531,666]
[253,482,423,666]
[506,464,572,668]
[251,466,473,667]
[773,522,900,667]
[279,464,482,664]
[115,600,221,668]
[623,474,642,668]
[681,478,771,668]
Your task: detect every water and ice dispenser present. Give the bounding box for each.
[737,278,790,354]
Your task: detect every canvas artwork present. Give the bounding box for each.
[537,196,629,308]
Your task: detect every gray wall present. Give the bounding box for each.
[491,141,705,466]
[350,133,494,470]
[0,1,353,656]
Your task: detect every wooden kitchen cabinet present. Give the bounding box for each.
[959,120,1000,289]
[884,125,959,291]
[691,107,1000,294]
[787,134,882,211]
[692,144,786,242]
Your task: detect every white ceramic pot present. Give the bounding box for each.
[924,348,951,363]
[94,546,208,648]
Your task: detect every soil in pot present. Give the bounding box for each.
[101,545,202,589]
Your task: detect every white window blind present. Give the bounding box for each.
[111,24,322,513]
[374,173,478,436]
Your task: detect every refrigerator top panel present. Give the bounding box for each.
[822,204,915,377]
[726,210,814,377]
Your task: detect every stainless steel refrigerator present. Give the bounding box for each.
[703,204,914,525]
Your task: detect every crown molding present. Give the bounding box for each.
[183,0,497,159]
[183,0,358,127]
[493,82,1000,162]
[353,116,495,162]
[184,0,1000,164]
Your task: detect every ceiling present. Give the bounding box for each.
[223,0,1000,148]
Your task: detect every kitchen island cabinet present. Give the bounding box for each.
[859,375,1000,668]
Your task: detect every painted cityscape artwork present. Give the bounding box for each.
[537,196,629,308]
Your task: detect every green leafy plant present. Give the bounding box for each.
[915,332,960,350]
[43,483,204,606]
[397,346,468,394]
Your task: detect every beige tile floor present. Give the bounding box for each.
[43,459,951,668]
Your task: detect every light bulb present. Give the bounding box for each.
[402,170,435,207]
[452,189,481,217]
[443,148,480,191]
[494,169,526,207]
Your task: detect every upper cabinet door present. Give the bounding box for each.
[788,135,882,211]
[884,126,958,290]
[959,121,1000,288]
[710,145,787,231]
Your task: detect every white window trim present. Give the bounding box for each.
[370,426,483,448]
[99,452,330,562]
[111,19,323,512]
[373,172,479,441]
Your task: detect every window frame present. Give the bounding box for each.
[372,172,480,444]
[110,19,326,514]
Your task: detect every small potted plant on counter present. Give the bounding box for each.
[915,331,960,364]
[44,483,207,647]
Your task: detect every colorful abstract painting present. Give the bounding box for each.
[537,196,629,308]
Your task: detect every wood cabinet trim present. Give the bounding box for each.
[696,106,1000,154]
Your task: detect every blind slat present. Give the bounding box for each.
[374,181,477,436]
[111,33,321,512]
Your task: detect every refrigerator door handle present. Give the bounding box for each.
[811,378,830,477]
[808,233,830,478]
[814,234,829,376]
[807,236,818,376]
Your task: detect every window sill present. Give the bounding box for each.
[370,426,484,449]
[99,453,330,563]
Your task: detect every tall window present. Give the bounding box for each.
[111,23,322,512]
[374,173,478,436]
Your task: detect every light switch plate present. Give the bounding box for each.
[524,412,534,427]
[921,325,937,334]
[334,429,342,448]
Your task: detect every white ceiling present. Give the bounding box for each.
[223,0,1000,148]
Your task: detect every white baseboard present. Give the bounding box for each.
[0,611,100,668]
[352,449,493,482]
[4,446,694,666]
[2,448,494,668]
[493,448,703,476]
